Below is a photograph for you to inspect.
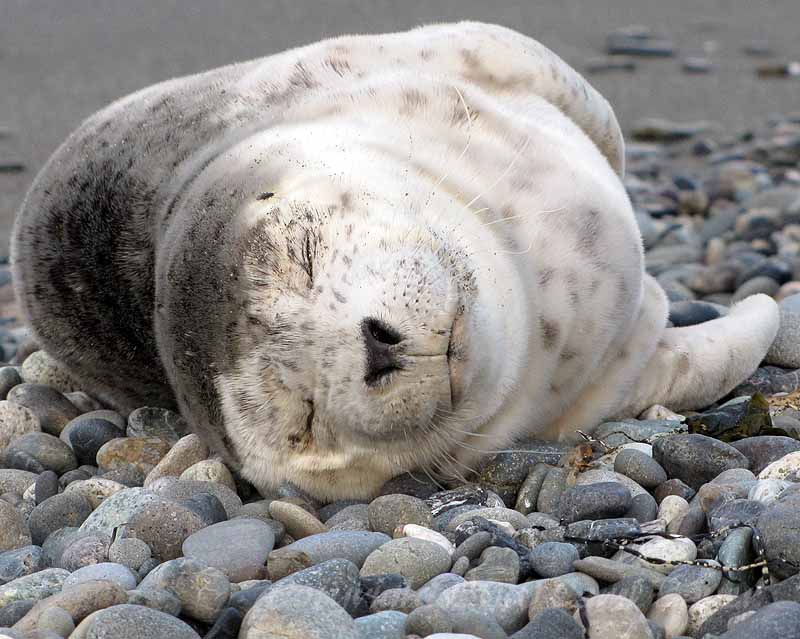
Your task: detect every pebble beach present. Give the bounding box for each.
[2,15,800,639]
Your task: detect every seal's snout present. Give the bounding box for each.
[362,317,404,386]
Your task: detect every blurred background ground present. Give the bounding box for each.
[1,0,798,253]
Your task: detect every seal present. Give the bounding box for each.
[12,22,780,499]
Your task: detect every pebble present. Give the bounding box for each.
[204,606,243,639]
[71,603,201,639]
[686,594,738,635]
[615,448,668,488]
[182,518,274,582]
[572,556,665,588]
[125,587,182,616]
[436,581,529,633]
[654,479,695,504]
[5,383,80,436]
[63,417,125,467]
[447,507,530,532]
[146,477,242,518]
[125,406,186,443]
[0,469,37,497]
[527,578,578,618]
[402,524,454,556]
[0,546,42,585]
[4,432,77,475]
[721,601,800,639]
[227,582,270,615]
[107,537,151,571]
[63,562,139,590]
[34,470,59,504]
[267,500,327,539]
[748,478,789,504]
[608,575,655,613]
[368,494,432,535]
[36,605,76,637]
[28,492,93,545]
[139,557,230,623]
[0,499,31,552]
[180,492,229,526]
[623,537,697,575]
[0,570,69,610]
[267,531,390,580]
[64,391,103,413]
[405,604,454,636]
[732,436,800,475]
[19,351,80,394]
[418,574,465,605]
[59,534,110,571]
[0,367,22,400]
[658,495,690,528]
[370,587,421,614]
[354,610,407,639]
[64,477,126,509]
[529,542,579,578]
[514,463,551,515]
[179,458,236,491]
[142,433,208,486]
[465,546,520,583]
[558,482,633,523]
[648,593,689,638]
[659,562,723,603]
[96,436,171,475]
[0,400,41,451]
[272,558,361,614]
[240,584,359,639]
[766,305,800,368]
[120,497,206,562]
[758,450,800,480]
[576,593,652,639]
[448,607,508,638]
[652,434,749,490]
[361,537,451,588]
[12,579,127,633]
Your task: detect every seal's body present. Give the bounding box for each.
[12,22,779,498]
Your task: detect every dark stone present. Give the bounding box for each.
[0,599,36,627]
[652,434,750,490]
[477,441,573,506]
[708,499,765,532]
[655,479,696,504]
[27,492,93,545]
[63,417,125,466]
[179,493,228,526]
[126,406,187,443]
[607,575,655,613]
[668,301,721,327]
[228,582,271,615]
[731,436,800,474]
[426,485,503,518]
[511,607,584,639]
[377,472,439,500]
[203,606,242,639]
[272,559,362,615]
[720,601,800,639]
[5,383,80,436]
[732,366,800,397]
[558,482,633,524]
[34,471,59,505]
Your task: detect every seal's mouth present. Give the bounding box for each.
[447,306,467,408]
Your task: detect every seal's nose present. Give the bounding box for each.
[362,318,404,386]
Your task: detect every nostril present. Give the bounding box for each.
[362,318,403,386]
[365,318,402,345]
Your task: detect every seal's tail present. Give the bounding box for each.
[618,293,780,417]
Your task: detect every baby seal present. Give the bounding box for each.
[12,22,779,499]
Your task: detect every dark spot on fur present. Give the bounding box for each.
[332,289,347,304]
[256,192,274,201]
[400,89,429,116]
[539,316,560,350]
[539,268,555,287]
[325,57,352,77]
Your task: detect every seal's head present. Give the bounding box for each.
[213,183,526,499]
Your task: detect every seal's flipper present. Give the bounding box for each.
[617,293,780,417]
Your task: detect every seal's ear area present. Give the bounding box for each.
[620,293,780,416]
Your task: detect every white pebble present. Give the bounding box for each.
[402,524,455,556]
[658,495,689,526]
[758,451,800,481]
[628,537,697,575]
[647,593,689,639]
[687,595,738,635]
[748,479,791,505]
